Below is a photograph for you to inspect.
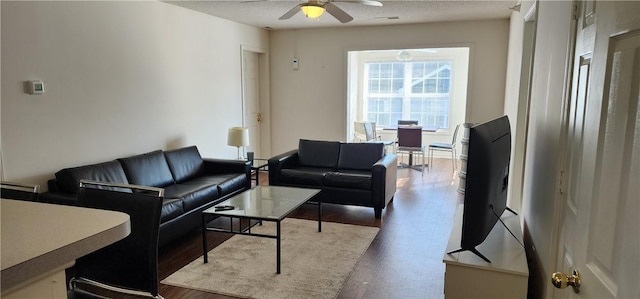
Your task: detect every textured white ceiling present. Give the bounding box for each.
[165,0,519,30]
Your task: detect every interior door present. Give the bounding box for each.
[242,49,262,158]
[554,1,640,298]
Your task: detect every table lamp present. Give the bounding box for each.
[227,127,249,159]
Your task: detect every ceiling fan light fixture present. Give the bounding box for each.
[301,4,325,19]
[396,50,413,62]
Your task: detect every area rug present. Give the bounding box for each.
[162,218,379,299]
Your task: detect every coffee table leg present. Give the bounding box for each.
[255,169,260,186]
[276,220,281,274]
[202,214,208,263]
[318,200,322,232]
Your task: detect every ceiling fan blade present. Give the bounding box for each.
[279,4,302,20]
[333,0,383,7]
[325,2,353,23]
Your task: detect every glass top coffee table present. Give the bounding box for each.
[201,186,321,274]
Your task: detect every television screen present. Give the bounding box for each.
[448,115,513,262]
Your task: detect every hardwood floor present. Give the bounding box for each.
[155,158,463,299]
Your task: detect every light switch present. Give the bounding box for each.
[292,58,299,70]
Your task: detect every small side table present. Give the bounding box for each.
[250,159,269,186]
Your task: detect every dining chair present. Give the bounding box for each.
[428,124,460,171]
[391,120,418,147]
[1,181,39,201]
[363,121,380,141]
[397,120,419,126]
[68,180,164,299]
[362,121,396,153]
[353,121,368,142]
[396,126,426,175]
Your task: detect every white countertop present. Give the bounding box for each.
[1,199,130,294]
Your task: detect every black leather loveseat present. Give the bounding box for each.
[40,145,251,247]
[268,139,397,218]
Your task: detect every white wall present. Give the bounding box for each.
[503,1,536,215]
[1,1,269,189]
[269,20,510,154]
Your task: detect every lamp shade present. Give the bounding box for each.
[301,4,325,18]
[227,127,249,147]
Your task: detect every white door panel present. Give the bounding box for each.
[554,1,640,298]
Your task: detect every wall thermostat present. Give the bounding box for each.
[27,80,45,94]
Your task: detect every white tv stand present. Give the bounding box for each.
[442,205,529,298]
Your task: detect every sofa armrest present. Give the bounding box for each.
[39,191,78,206]
[267,149,299,186]
[40,178,78,205]
[202,158,251,189]
[202,158,250,173]
[371,154,398,208]
[47,178,61,192]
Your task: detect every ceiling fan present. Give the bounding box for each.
[279,0,383,23]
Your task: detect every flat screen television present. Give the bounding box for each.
[448,115,516,263]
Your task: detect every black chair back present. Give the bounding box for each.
[71,180,164,298]
[398,120,419,126]
[1,181,39,201]
[397,127,423,148]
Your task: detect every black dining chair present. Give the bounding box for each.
[68,180,164,299]
[392,120,420,147]
[396,126,426,175]
[1,181,39,201]
[397,120,419,126]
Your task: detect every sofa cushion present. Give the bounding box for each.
[118,150,174,187]
[323,171,372,190]
[164,146,205,183]
[280,167,332,186]
[161,198,184,223]
[163,183,219,212]
[337,142,384,171]
[298,139,341,169]
[55,160,129,194]
[182,174,247,197]
[216,174,247,196]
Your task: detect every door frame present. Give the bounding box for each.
[509,1,538,217]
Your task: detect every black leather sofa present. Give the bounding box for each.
[40,145,251,247]
[268,139,397,218]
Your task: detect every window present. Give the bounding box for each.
[364,60,452,129]
[347,48,468,141]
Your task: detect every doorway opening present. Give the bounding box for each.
[241,46,270,159]
[346,47,469,158]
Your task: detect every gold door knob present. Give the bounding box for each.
[552,269,581,293]
[257,112,263,122]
